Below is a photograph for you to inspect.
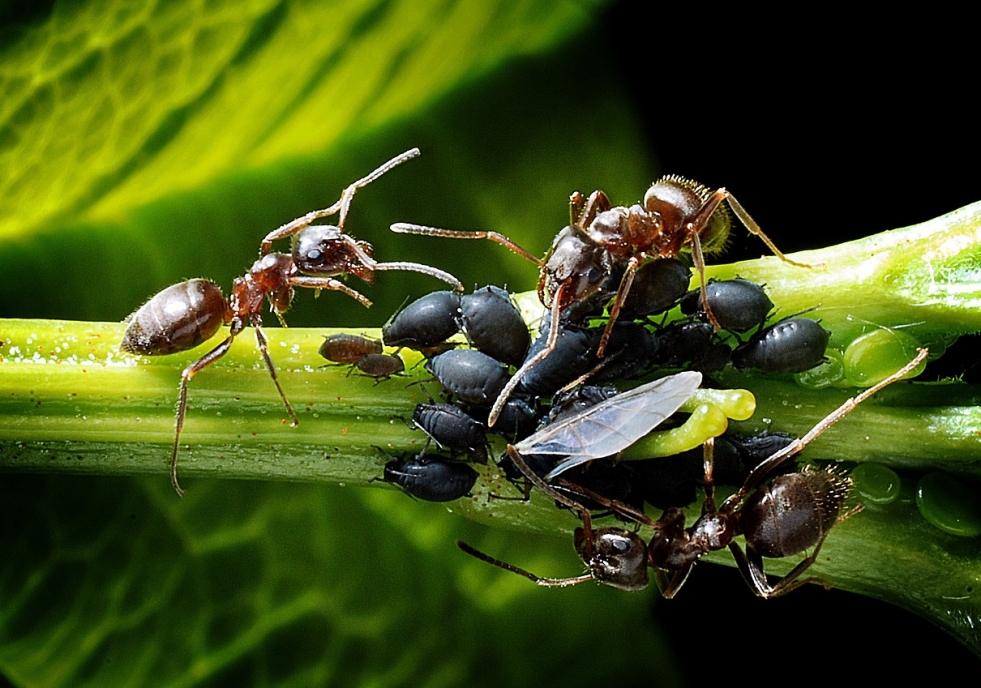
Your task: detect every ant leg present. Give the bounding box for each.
[252,321,299,427]
[371,261,463,291]
[260,149,421,254]
[721,348,928,511]
[688,228,723,332]
[289,276,373,308]
[333,148,421,232]
[487,291,564,427]
[553,478,660,529]
[457,541,594,588]
[390,223,545,267]
[506,444,598,562]
[171,329,241,496]
[700,437,719,514]
[733,536,832,599]
[597,254,644,357]
[570,190,612,227]
[656,566,694,600]
[721,190,817,269]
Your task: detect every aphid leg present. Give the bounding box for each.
[251,321,299,427]
[721,347,928,511]
[487,290,564,427]
[289,276,373,308]
[259,148,421,254]
[390,223,545,267]
[722,190,819,270]
[596,254,644,357]
[170,329,242,496]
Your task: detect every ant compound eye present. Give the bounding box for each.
[611,538,631,554]
[305,248,324,265]
[587,267,604,284]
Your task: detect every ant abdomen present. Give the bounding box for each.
[120,279,228,356]
[739,466,851,559]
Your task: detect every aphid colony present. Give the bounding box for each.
[120,148,926,598]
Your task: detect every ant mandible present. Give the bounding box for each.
[459,349,927,598]
[121,149,461,496]
[392,176,813,427]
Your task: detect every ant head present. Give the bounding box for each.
[541,226,613,309]
[574,526,649,592]
[293,225,375,282]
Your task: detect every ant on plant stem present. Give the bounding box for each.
[121,149,461,496]
[459,349,927,598]
[392,176,816,426]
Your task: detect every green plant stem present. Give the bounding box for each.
[3,201,981,652]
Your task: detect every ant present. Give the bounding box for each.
[392,177,813,426]
[459,348,927,598]
[121,149,461,496]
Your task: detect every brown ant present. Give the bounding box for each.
[121,149,461,496]
[459,349,927,598]
[392,177,813,426]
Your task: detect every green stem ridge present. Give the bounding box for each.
[3,202,981,652]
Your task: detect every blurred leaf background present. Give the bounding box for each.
[1,0,979,685]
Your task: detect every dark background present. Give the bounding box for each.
[601,2,980,676]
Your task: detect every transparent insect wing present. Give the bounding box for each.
[509,371,703,479]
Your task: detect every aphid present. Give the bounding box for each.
[392,176,808,425]
[382,290,462,350]
[587,321,659,384]
[492,398,539,442]
[512,371,704,479]
[459,286,530,366]
[459,349,928,597]
[518,323,596,397]
[412,402,489,463]
[425,349,510,406]
[319,333,383,364]
[616,258,692,319]
[679,278,774,332]
[121,150,458,496]
[733,317,831,373]
[352,352,405,380]
[652,321,731,374]
[383,452,479,502]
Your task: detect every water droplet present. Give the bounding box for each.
[850,462,900,505]
[843,329,925,387]
[916,472,981,537]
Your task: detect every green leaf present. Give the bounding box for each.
[0,1,690,686]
